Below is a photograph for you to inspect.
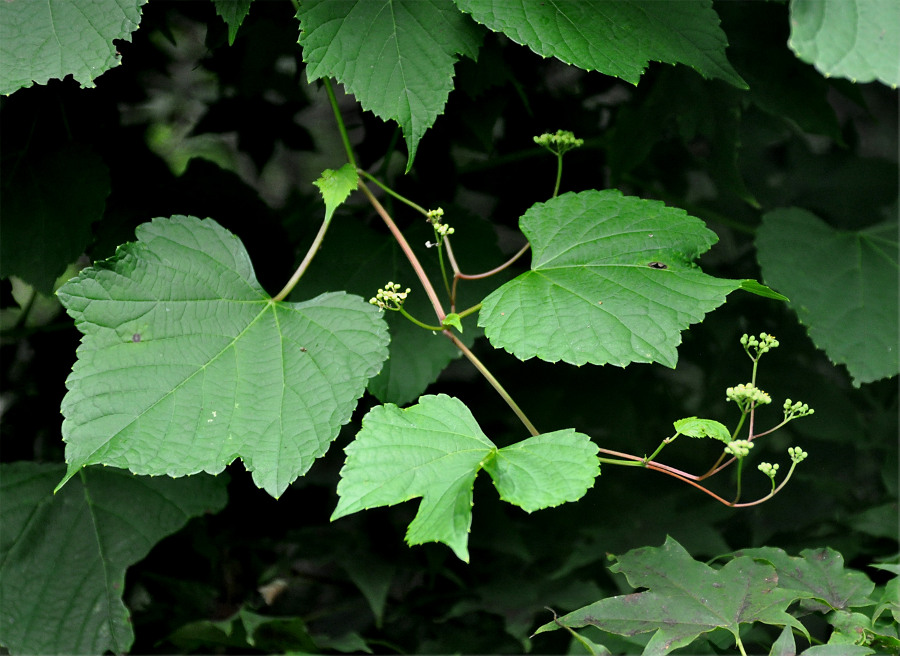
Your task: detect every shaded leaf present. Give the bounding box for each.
[214,0,254,45]
[56,216,390,498]
[313,164,359,223]
[0,144,110,294]
[0,0,146,95]
[453,0,745,88]
[297,0,482,170]
[736,546,875,611]
[756,209,899,386]
[0,462,227,655]
[478,190,757,368]
[789,0,900,87]
[534,536,811,656]
[333,394,599,561]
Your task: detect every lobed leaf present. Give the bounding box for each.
[0,462,227,655]
[453,0,746,88]
[56,216,390,498]
[673,417,731,442]
[478,190,756,368]
[756,208,899,387]
[297,0,482,171]
[333,394,599,562]
[0,0,146,96]
[534,536,812,655]
[788,0,900,87]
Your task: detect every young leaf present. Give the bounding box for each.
[0,462,227,655]
[788,0,900,87]
[673,417,731,442]
[756,209,899,387]
[453,0,746,88]
[213,0,253,46]
[56,216,390,498]
[533,536,812,655]
[332,394,599,562]
[297,0,482,171]
[735,546,875,611]
[313,164,359,223]
[0,0,145,96]
[478,190,752,368]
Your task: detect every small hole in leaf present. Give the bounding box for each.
[647,261,668,269]
[132,333,141,343]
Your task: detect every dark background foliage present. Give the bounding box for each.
[1,1,896,653]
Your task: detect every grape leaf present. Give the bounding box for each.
[313,164,359,223]
[332,394,599,562]
[0,462,227,655]
[533,536,812,656]
[673,417,731,442]
[0,0,146,96]
[756,208,899,387]
[0,143,111,294]
[214,0,253,45]
[453,0,746,88]
[297,0,483,171]
[789,0,900,87]
[56,216,390,498]
[736,546,875,611]
[478,190,758,368]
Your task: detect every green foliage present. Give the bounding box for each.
[756,208,899,386]
[455,0,746,88]
[0,462,227,655]
[0,0,146,96]
[0,0,897,654]
[56,216,389,498]
[333,394,598,562]
[788,0,900,87]
[478,190,757,367]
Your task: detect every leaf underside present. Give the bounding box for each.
[57,216,390,498]
[333,394,599,562]
[478,190,746,368]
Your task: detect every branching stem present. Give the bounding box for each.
[446,332,539,437]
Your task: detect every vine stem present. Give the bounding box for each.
[358,182,446,322]
[445,332,540,437]
[272,214,331,302]
[324,78,356,169]
[358,169,427,215]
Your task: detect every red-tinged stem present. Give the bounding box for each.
[358,181,446,322]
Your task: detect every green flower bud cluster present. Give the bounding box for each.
[788,446,808,463]
[533,130,584,155]
[740,332,780,359]
[783,399,814,421]
[369,282,411,311]
[758,462,780,478]
[425,207,454,248]
[726,383,772,408]
[724,439,754,458]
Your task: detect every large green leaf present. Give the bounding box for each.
[736,546,875,611]
[756,208,898,387]
[789,0,900,87]
[0,462,227,655]
[56,216,390,498]
[332,394,599,562]
[0,0,146,96]
[453,0,745,88]
[297,0,482,171]
[0,144,111,294]
[533,536,812,655]
[478,190,750,368]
